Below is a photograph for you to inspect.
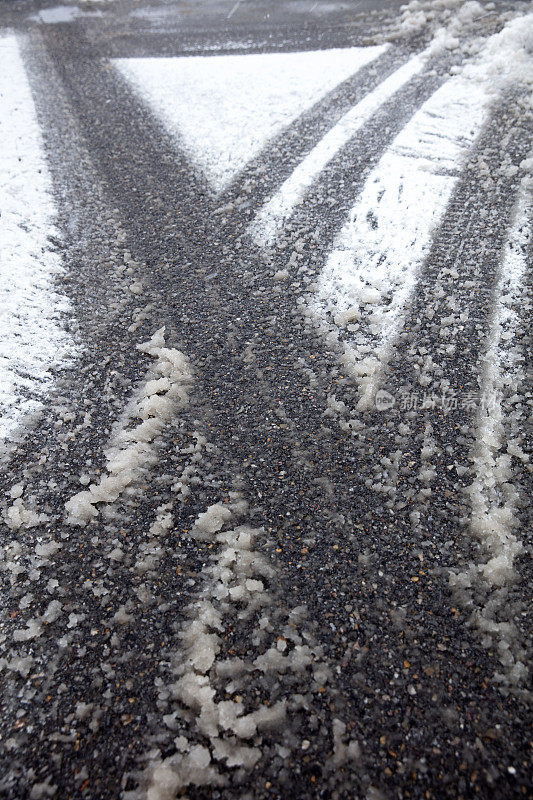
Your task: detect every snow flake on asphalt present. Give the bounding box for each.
[113,46,385,191]
[0,34,76,442]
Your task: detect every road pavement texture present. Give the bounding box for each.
[0,1,531,798]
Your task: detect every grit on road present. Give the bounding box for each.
[0,1,531,799]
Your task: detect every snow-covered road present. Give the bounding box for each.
[0,1,531,799]
[0,34,76,442]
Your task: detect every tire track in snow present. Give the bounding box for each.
[48,4,524,648]
[128,499,350,800]
[449,178,531,686]
[261,51,457,270]
[0,37,215,793]
[42,25,448,268]
[0,327,217,799]
[17,19,531,798]
[35,28,455,477]
[295,28,533,685]
[249,51,426,249]
[1,27,176,481]
[4,40,353,799]
[291,18,533,698]
[0,319,345,799]
[308,70,490,411]
[369,92,533,687]
[306,13,533,413]
[219,44,409,213]
[114,46,387,193]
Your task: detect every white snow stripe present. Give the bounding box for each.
[313,73,490,410]
[250,53,424,248]
[468,180,530,589]
[450,179,531,686]
[113,46,386,192]
[0,34,76,441]
[141,500,275,793]
[313,13,533,411]
[140,498,331,796]
[65,327,192,526]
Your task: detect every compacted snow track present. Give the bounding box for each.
[0,2,531,799]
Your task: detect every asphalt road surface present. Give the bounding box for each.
[0,1,531,799]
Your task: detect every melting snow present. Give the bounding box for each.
[65,328,192,525]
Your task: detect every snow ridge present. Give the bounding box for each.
[65,328,192,526]
[133,499,335,798]
[450,179,531,686]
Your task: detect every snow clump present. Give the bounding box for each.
[65,328,192,525]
